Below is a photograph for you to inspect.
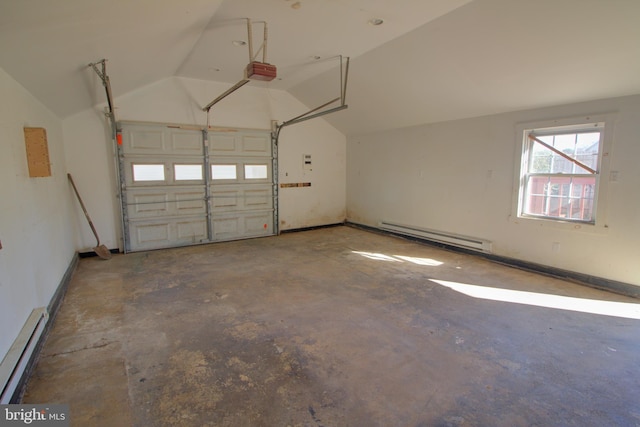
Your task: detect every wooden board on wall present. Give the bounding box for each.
[24,127,51,177]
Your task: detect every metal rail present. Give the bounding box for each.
[88,59,118,139]
[203,79,250,112]
[274,56,350,140]
[280,105,348,129]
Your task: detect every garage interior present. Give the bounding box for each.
[1,1,640,426]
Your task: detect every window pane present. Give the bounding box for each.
[530,152,552,173]
[244,164,268,179]
[549,134,575,173]
[523,175,595,221]
[133,164,165,181]
[211,164,237,180]
[174,164,203,180]
[532,132,600,174]
[551,154,574,174]
[553,134,576,153]
[575,132,600,171]
[576,132,600,152]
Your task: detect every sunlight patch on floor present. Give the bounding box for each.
[431,279,640,320]
[353,251,443,266]
[394,255,443,266]
[352,251,401,262]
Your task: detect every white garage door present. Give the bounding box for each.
[118,123,275,252]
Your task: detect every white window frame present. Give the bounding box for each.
[512,114,614,231]
[244,164,269,180]
[174,163,203,181]
[132,163,166,182]
[211,164,238,180]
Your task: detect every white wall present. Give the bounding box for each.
[63,76,347,250]
[0,67,76,359]
[347,95,640,287]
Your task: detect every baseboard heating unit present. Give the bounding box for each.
[0,307,49,403]
[379,221,492,253]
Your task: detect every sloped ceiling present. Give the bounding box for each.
[296,0,640,135]
[0,0,225,118]
[1,0,639,135]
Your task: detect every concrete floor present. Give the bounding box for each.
[24,226,640,427]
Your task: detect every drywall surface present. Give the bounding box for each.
[62,76,346,250]
[347,95,640,287]
[0,67,76,359]
[62,109,120,251]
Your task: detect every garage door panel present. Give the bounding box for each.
[127,129,166,152]
[130,217,208,251]
[170,131,203,154]
[241,134,270,155]
[175,191,207,212]
[210,134,237,154]
[176,218,208,240]
[211,211,272,241]
[211,189,239,209]
[126,187,206,219]
[245,188,271,207]
[210,184,273,212]
[212,216,240,239]
[131,193,170,215]
[244,212,273,235]
[134,222,170,247]
[210,132,271,157]
[124,125,202,154]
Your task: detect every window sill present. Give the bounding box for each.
[508,214,609,234]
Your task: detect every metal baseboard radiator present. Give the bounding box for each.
[379,221,492,253]
[0,307,49,403]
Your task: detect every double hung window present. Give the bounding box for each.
[519,123,603,223]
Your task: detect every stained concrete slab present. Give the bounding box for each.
[23,226,640,426]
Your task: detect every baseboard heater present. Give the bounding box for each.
[379,221,492,253]
[0,307,49,403]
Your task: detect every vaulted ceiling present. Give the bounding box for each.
[2,0,639,135]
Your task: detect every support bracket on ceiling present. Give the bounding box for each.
[202,18,276,127]
[247,19,268,64]
[88,59,119,141]
[274,55,350,141]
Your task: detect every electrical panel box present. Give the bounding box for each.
[246,61,277,81]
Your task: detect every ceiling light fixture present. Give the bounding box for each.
[232,40,247,46]
[368,18,384,26]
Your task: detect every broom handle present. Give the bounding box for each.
[67,173,101,246]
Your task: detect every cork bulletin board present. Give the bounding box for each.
[24,127,52,177]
